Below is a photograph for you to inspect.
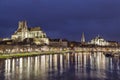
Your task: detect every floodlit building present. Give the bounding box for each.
[108,41,119,46]
[88,35,109,46]
[49,39,68,47]
[3,38,11,41]
[11,21,49,45]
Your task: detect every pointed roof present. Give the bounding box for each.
[81,32,85,43]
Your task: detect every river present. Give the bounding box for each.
[0,52,120,80]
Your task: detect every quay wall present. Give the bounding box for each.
[74,47,120,52]
[0,45,120,54]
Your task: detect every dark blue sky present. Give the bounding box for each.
[0,0,120,42]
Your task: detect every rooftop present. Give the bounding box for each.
[29,27,41,31]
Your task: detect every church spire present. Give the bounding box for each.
[81,32,85,43]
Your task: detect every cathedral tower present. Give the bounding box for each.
[18,21,28,41]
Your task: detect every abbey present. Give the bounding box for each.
[11,21,49,45]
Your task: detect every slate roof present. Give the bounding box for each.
[29,27,41,31]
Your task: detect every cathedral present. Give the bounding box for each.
[11,21,49,45]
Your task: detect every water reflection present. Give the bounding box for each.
[1,52,120,80]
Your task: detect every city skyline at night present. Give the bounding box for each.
[0,1,120,80]
[0,20,119,43]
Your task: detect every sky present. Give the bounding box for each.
[0,0,120,42]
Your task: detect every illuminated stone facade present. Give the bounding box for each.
[49,39,68,47]
[89,35,109,46]
[11,21,49,45]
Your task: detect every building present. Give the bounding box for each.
[3,38,11,41]
[68,41,80,47]
[108,41,119,46]
[49,39,68,47]
[11,21,49,45]
[88,35,109,46]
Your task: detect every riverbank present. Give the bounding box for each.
[0,50,119,59]
[0,51,70,59]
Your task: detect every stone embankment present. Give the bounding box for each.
[0,45,120,59]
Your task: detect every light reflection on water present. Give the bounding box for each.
[0,52,120,80]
